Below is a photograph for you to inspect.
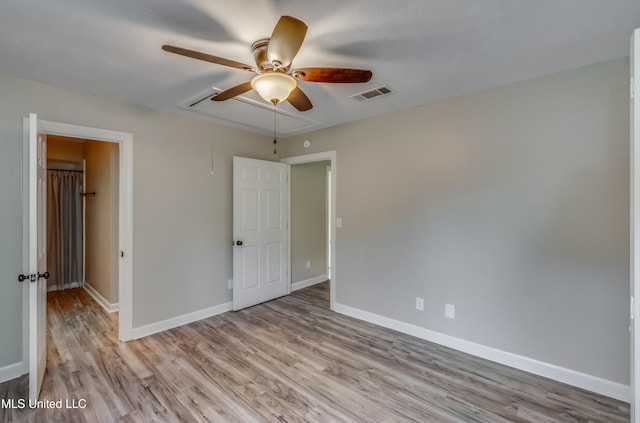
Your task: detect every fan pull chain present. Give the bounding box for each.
[273,105,277,155]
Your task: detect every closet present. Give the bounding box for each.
[46,135,120,309]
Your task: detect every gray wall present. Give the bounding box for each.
[279,59,630,384]
[0,112,24,372]
[291,161,329,283]
[0,72,272,371]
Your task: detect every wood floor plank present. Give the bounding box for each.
[0,283,630,422]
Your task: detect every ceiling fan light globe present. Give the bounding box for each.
[251,73,297,104]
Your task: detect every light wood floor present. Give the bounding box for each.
[0,282,630,422]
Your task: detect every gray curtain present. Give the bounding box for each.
[47,170,83,291]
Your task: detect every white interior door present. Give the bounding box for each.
[24,113,48,401]
[233,157,289,311]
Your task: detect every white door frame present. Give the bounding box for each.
[22,119,134,362]
[82,159,87,288]
[282,151,337,310]
[326,164,332,279]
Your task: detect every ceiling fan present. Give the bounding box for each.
[162,16,373,111]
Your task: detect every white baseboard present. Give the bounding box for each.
[84,283,119,314]
[132,302,233,340]
[292,275,328,291]
[0,361,24,384]
[334,303,630,403]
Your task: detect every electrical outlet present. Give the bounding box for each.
[306,260,311,269]
[445,304,455,319]
[228,279,233,290]
[416,297,424,311]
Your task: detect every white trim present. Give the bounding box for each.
[82,159,86,287]
[288,167,292,296]
[335,303,630,403]
[36,119,134,342]
[292,275,328,291]
[0,362,25,384]
[84,283,119,313]
[282,151,337,310]
[132,302,233,340]
[326,165,332,279]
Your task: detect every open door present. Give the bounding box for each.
[632,28,640,423]
[233,157,289,310]
[23,113,48,401]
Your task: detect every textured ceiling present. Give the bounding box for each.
[0,0,638,136]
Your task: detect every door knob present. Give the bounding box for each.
[38,271,50,280]
[235,240,243,246]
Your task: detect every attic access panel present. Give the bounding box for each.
[180,87,320,135]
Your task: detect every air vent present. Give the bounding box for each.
[350,85,394,102]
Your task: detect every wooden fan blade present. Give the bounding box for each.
[287,86,313,111]
[267,16,308,69]
[162,45,255,72]
[293,67,372,83]
[211,81,253,101]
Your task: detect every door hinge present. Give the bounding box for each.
[632,296,635,320]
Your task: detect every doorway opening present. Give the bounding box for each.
[45,135,122,355]
[46,136,120,314]
[282,151,337,310]
[23,118,133,376]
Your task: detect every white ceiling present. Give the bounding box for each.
[1,0,638,136]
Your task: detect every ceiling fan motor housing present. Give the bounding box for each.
[252,39,274,73]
